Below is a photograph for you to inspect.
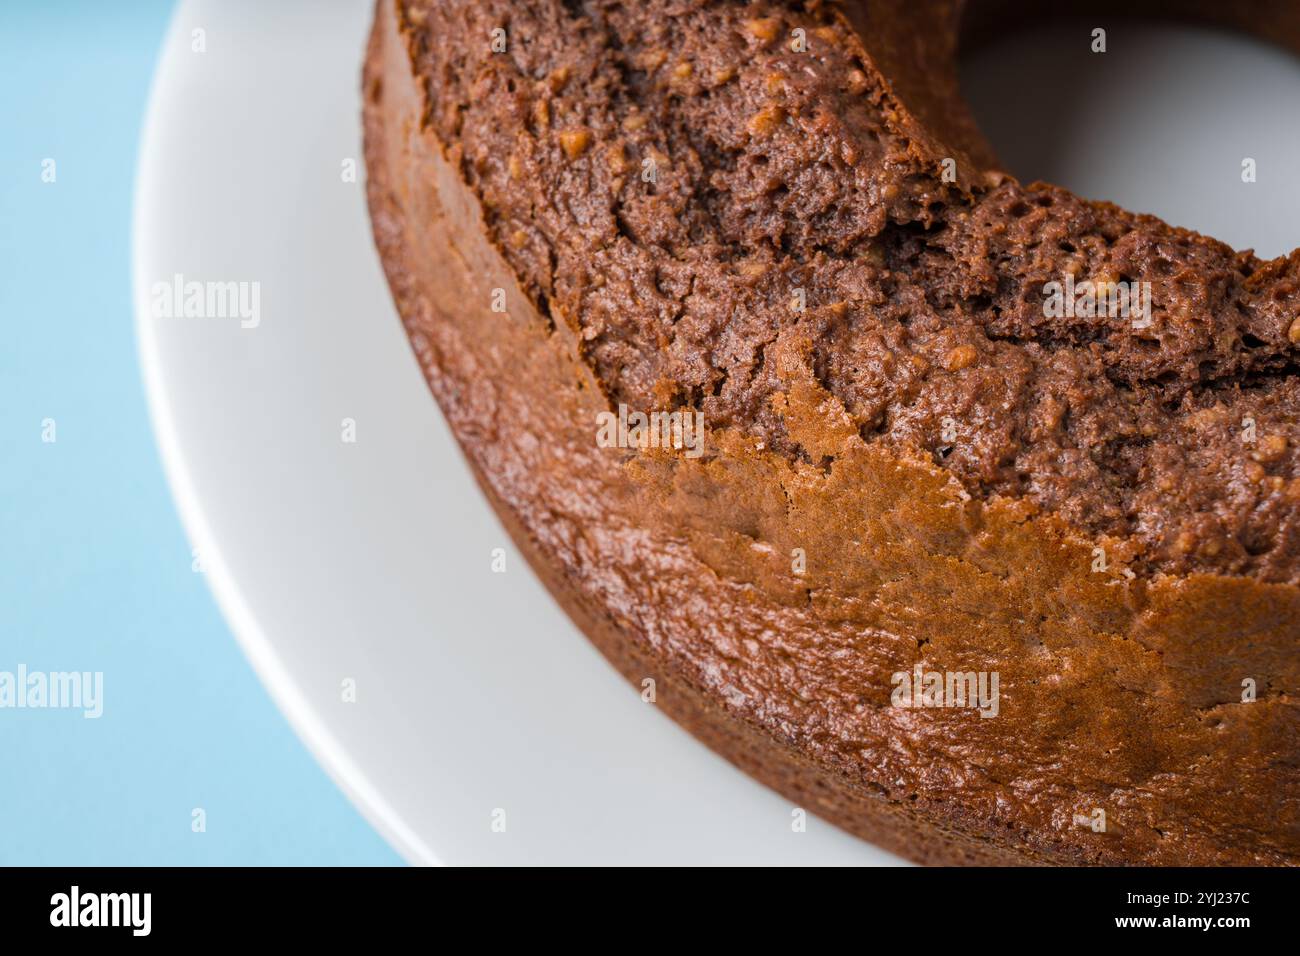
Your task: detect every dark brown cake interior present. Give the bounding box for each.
[403,0,1300,583]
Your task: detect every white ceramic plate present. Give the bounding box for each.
[135,1,1300,865]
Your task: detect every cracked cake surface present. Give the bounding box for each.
[403,0,1300,581]
[364,0,1300,864]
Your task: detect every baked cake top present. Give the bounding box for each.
[399,0,1300,582]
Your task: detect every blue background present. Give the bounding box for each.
[0,1,400,865]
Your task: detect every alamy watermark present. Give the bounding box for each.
[50,886,150,936]
[150,273,261,329]
[0,665,103,718]
[596,403,705,458]
[1043,273,1151,328]
[891,665,999,718]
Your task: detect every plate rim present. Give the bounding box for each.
[131,0,434,867]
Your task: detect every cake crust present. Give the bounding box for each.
[363,0,1300,864]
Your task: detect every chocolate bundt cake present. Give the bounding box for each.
[363,0,1300,864]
